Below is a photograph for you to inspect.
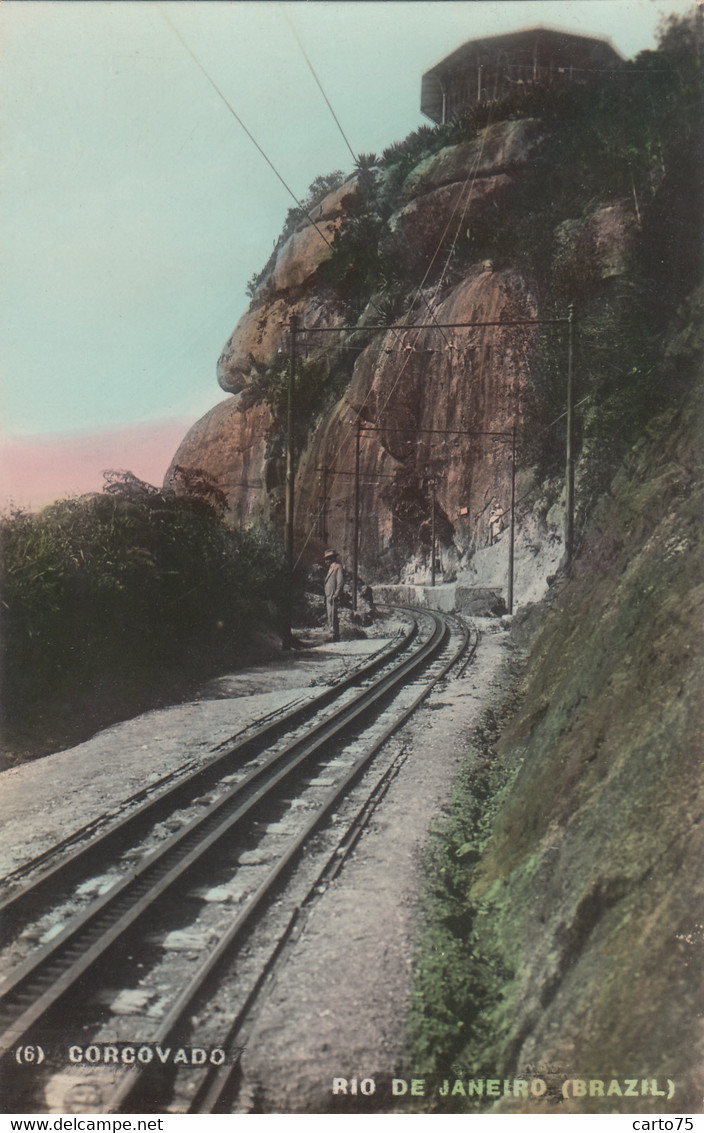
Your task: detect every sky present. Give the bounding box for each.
[0,0,693,509]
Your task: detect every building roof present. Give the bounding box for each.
[421,26,623,122]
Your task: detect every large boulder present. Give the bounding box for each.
[384,175,512,269]
[401,118,544,199]
[292,266,540,571]
[164,390,273,525]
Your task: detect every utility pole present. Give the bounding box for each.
[319,465,328,542]
[565,303,575,564]
[290,312,570,615]
[507,420,517,615]
[430,479,436,587]
[352,417,361,611]
[283,314,297,649]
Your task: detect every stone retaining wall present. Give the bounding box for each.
[373,584,505,616]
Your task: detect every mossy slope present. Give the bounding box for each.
[410,367,704,1112]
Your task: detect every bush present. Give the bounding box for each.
[0,477,288,758]
[408,724,515,1097]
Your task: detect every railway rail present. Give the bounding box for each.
[0,606,480,1114]
[0,614,418,914]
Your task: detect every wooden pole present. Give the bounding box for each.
[507,421,516,615]
[352,418,361,611]
[565,303,575,564]
[430,479,436,587]
[320,464,328,542]
[283,314,297,648]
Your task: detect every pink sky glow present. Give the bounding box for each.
[0,419,194,513]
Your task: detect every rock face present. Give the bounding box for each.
[170,120,550,592]
[294,267,539,578]
[217,290,347,396]
[553,200,638,291]
[216,178,357,395]
[383,119,543,271]
[401,119,544,196]
[164,390,273,527]
[166,113,633,600]
[384,175,512,270]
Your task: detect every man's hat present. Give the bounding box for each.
[324,549,336,558]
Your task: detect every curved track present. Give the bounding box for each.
[0,606,479,1114]
[0,616,419,916]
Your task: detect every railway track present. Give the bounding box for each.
[0,615,418,915]
[0,607,479,1114]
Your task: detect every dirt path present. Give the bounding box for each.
[0,630,397,880]
[233,618,512,1113]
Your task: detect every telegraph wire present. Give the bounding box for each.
[159,6,333,250]
[279,7,446,360]
[278,10,414,356]
[281,7,358,166]
[159,7,543,570]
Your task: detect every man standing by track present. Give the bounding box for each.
[323,549,344,643]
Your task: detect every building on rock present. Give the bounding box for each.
[421,27,623,124]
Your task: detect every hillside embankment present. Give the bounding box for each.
[408,380,704,1112]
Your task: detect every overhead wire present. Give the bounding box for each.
[285,17,484,390]
[286,57,516,565]
[280,6,414,365]
[160,9,556,566]
[280,6,358,166]
[299,98,545,563]
[158,3,359,555]
[287,94,473,552]
[339,67,513,444]
[276,0,428,565]
[279,5,457,359]
[366,98,502,433]
[307,93,537,562]
[278,11,460,429]
[159,6,334,251]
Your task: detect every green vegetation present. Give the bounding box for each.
[406,369,704,1106]
[0,473,288,760]
[249,351,353,463]
[407,710,518,1102]
[440,15,702,274]
[317,118,481,316]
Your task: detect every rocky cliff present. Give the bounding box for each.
[166,23,700,613]
[408,342,703,1111]
[166,116,566,601]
